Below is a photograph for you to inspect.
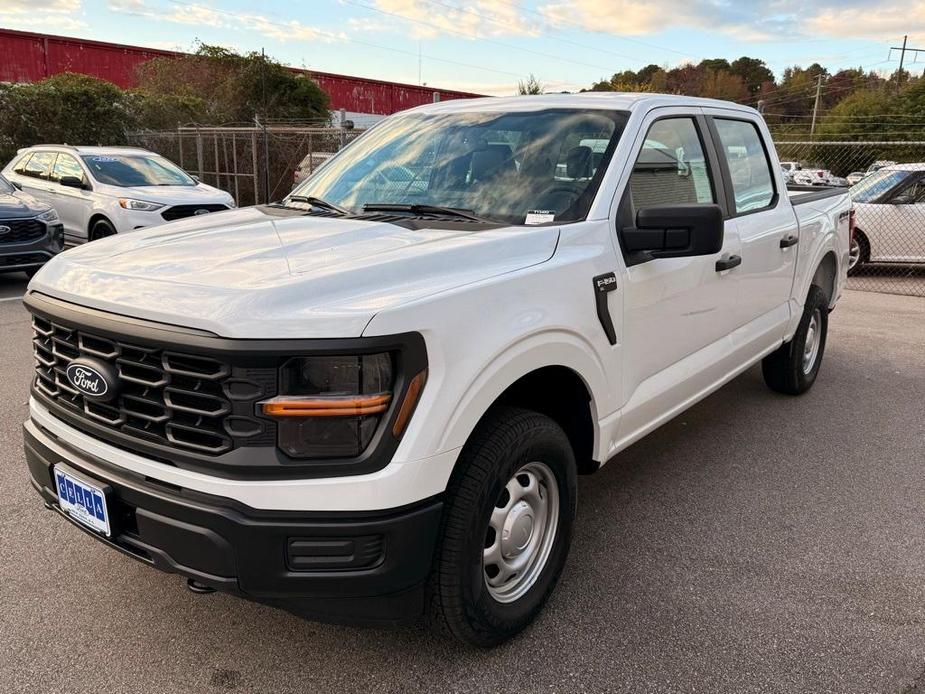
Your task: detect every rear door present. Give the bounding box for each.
[16,151,58,206]
[615,109,743,438]
[705,112,797,335]
[884,174,925,261]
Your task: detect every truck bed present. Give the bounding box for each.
[787,185,847,205]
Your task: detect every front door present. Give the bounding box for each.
[616,109,742,443]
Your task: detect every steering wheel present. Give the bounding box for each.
[534,183,582,213]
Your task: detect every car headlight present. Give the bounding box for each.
[118,198,164,212]
[37,208,59,223]
[259,353,426,459]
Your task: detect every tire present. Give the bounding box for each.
[847,230,869,276]
[427,406,577,647]
[762,284,828,395]
[89,218,116,242]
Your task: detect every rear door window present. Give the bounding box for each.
[713,119,775,214]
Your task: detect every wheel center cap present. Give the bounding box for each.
[501,501,534,558]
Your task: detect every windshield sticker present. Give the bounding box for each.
[90,157,118,162]
[525,210,555,225]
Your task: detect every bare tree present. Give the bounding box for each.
[517,74,544,95]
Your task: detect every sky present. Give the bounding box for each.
[1,0,923,95]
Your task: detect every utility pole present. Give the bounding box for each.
[889,36,925,89]
[810,74,823,137]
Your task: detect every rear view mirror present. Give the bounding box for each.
[622,204,724,261]
[59,176,87,190]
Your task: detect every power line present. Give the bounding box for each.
[341,0,632,74]
[165,0,529,81]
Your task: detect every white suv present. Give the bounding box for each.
[2,146,235,243]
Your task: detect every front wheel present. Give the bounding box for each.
[427,407,577,647]
[762,284,829,395]
[89,218,117,242]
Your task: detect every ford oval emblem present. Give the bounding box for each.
[65,362,111,398]
[0,225,10,236]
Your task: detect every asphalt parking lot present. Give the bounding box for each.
[1,288,924,694]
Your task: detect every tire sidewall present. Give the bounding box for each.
[457,417,576,640]
[91,219,116,241]
[791,286,828,390]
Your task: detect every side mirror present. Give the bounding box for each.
[59,176,87,190]
[891,194,914,205]
[622,204,724,261]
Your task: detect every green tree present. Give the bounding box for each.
[0,73,132,161]
[135,44,329,124]
[729,56,774,96]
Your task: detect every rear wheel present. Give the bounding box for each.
[89,218,116,242]
[762,285,828,395]
[427,407,577,647]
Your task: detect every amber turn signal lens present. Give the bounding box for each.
[262,394,391,418]
[392,369,427,437]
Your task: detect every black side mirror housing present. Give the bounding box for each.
[622,204,724,264]
[59,176,87,190]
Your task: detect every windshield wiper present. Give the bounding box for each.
[362,202,489,222]
[287,195,352,215]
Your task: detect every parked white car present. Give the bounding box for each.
[846,171,867,186]
[2,146,235,243]
[849,163,925,273]
[22,94,850,647]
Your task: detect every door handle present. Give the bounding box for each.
[780,234,799,248]
[715,254,742,272]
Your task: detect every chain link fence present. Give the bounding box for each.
[774,140,925,298]
[127,128,925,298]
[127,126,365,207]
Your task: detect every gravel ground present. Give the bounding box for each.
[1,289,924,694]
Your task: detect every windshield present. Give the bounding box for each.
[0,175,13,195]
[289,109,629,225]
[850,170,910,203]
[80,154,195,187]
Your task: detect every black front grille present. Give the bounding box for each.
[0,218,46,243]
[31,315,273,455]
[1,252,48,267]
[161,204,229,222]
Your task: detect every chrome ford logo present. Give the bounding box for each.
[0,225,10,235]
[65,362,111,398]
[193,208,211,216]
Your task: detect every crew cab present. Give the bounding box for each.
[21,94,851,647]
[2,146,235,244]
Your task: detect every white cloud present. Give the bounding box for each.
[106,0,344,44]
[0,0,86,32]
[0,0,81,13]
[804,6,925,40]
[370,0,540,39]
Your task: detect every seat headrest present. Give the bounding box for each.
[566,146,592,179]
[470,148,512,182]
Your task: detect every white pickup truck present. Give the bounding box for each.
[22,94,851,647]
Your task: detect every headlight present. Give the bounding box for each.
[37,208,59,222]
[118,198,164,211]
[261,354,396,458]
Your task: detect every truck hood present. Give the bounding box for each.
[29,207,559,338]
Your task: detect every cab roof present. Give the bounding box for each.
[19,145,156,157]
[884,162,925,172]
[406,92,761,117]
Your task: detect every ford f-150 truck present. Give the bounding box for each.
[21,94,851,647]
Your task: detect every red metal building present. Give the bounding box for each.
[0,28,483,115]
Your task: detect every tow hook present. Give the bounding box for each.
[186,578,216,594]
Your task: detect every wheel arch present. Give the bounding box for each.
[431,333,609,476]
[87,213,115,239]
[811,250,838,306]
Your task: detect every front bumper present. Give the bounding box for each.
[0,222,63,272]
[24,418,443,625]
